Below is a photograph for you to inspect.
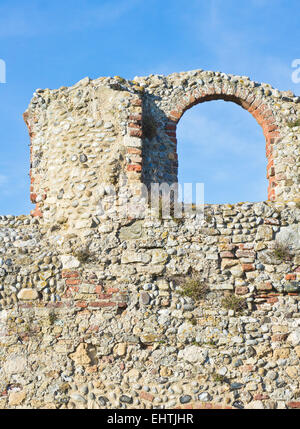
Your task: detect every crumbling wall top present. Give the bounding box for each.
[23,70,300,230]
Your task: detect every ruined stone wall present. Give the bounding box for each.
[24,70,300,227]
[0,201,300,409]
[139,71,300,203]
[0,70,299,409]
[23,76,144,226]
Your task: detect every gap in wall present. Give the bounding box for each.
[176,100,268,205]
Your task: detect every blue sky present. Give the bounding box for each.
[0,0,299,213]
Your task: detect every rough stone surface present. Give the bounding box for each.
[17,289,39,301]
[8,390,26,406]
[0,70,299,410]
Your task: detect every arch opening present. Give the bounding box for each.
[176,99,269,204]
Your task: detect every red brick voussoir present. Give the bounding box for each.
[23,112,44,218]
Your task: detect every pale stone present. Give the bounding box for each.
[4,356,27,375]
[121,251,151,264]
[286,366,298,378]
[177,322,194,341]
[210,284,234,290]
[230,265,244,278]
[287,330,300,346]
[255,345,272,358]
[221,259,239,270]
[119,221,144,240]
[98,224,113,233]
[255,225,273,241]
[61,255,81,269]
[158,290,169,297]
[157,279,169,290]
[126,368,141,381]
[9,390,26,406]
[54,340,73,354]
[75,220,93,229]
[140,291,150,305]
[69,343,91,366]
[13,239,36,248]
[273,348,290,359]
[294,346,300,358]
[245,400,265,409]
[206,253,218,260]
[255,242,267,251]
[231,336,244,344]
[276,225,300,250]
[246,382,257,391]
[178,345,207,364]
[272,325,289,333]
[38,271,53,281]
[17,288,39,300]
[70,392,87,404]
[140,333,161,344]
[114,343,127,357]
[151,249,168,264]
[160,366,172,377]
[123,135,142,148]
[136,265,165,275]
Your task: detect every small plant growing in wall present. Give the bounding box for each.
[221,293,247,314]
[287,118,300,128]
[72,246,93,263]
[273,241,292,261]
[175,274,209,301]
[212,372,228,384]
[48,311,57,325]
[207,338,218,347]
[190,317,197,326]
[205,213,213,224]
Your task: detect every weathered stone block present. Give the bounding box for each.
[121,251,151,264]
[17,288,39,300]
[256,225,273,241]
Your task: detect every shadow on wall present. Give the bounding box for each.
[176,100,268,204]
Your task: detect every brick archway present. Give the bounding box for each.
[165,87,280,201]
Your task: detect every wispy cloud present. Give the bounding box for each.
[0,0,140,38]
[0,174,7,187]
[178,0,299,94]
